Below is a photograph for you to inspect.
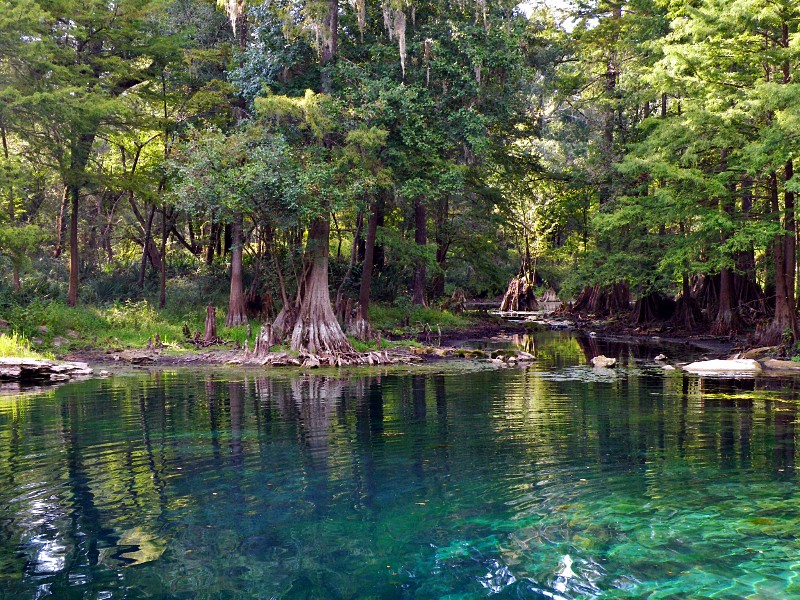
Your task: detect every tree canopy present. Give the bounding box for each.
[3,0,800,352]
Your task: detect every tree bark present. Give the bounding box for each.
[205,223,217,265]
[711,149,742,336]
[1,124,18,290]
[412,199,427,306]
[349,201,378,340]
[54,186,69,258]
[500,275,538,312]
[784,159,796,326]
[225,213,248,327]
[712,267,741,336]
[67,182,80,307]
[290,218,353,354]
[320,0,338,94]
[431,196,449,299]
[204,303,217,343]
[671,273,704,331]
[760,170,798,344]
[599,4,621,206]
[335,209,363,321]
[159,207,169,309]
[67,132,96,307]
[139,203,156,288]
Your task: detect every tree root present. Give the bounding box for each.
[241,348,398,368]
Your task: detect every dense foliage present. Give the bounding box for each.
[2,0,800,350]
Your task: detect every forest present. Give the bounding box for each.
[2,0,800,356]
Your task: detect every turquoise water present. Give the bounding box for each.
[1,332,800,598]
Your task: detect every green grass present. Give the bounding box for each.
[347,336,424,353]
[0,333,49,359]
[368,303,473,335]
[0,299,252,356]
[0,297,475,356]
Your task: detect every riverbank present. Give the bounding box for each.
[2,297,788,371]
[52,311,736,369]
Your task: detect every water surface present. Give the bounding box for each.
[1,332,800,598]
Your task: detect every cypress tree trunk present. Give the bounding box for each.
[290,218,352,354]
[139,204,156,288]
[54,187,69,259]
[225,213,248,327]
[431,196,449,299]
[67,182,80,306]
[711,267,740,335]
[159,207,168,308]
[783,159,796,335]
[760,170,798,344]
[66,132,95,307]
[711,149,742,336]
[204,303,217,344]
[205,223,216,265]
[335,209,363,321]
[349,201,378,340]
[412,199,427,306]
[279,0,351,355]
[671,273,704,331]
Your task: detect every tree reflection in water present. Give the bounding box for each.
[1,332,800,597]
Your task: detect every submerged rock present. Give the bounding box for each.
[0,358,93,383]
[591,355,617,368]
[683,359,762,374]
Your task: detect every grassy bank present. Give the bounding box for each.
[0,298,474,356]
[0,333,50,359]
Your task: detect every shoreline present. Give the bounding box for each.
[56,311,743,368]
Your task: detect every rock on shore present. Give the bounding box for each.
[0,358,93,382]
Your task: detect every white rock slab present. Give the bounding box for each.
[683,359,762,374]
[591,355,617,368]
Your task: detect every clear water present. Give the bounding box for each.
[2,331,800,599]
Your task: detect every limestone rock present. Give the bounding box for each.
[683,359,762,374]
[654,354,667,361]
[591,355,617,368]
[0,358,93,382]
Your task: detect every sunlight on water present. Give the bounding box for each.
[1,332,800,598]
